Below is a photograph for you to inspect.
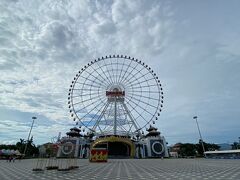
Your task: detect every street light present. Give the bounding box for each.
[193,116,206,156]
[23,116,37,156]
[238,137,240,149]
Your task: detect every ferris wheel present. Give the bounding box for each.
[68,55,163,136]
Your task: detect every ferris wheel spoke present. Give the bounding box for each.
[85,101,109,128]
[73,93,103,106]
[122,65,146,86]
[128,77,156,87]
[119,124,130,134]
[118,125,127,132]
[125,94,157,110]
[128,83,158,89]
[127,91,160,101]
[81,68,109,87]
[87,64,111,86]
[74,88,100,92]
[130,90,160,94]
[80,69,95,102]
[116,58,122,84]
[117,60,127,83]
[77,94,102,105]
[121,102,142,132]
[75,81,102,89]
[115,58,119,83]
[118,60,134,84]
[95,62,114,85]
[120,70,136,86]
[72,92,102,98]
[71,94,83,99]
[102,59,115,84]
[110,57,116,84]
[74,83,101,90]
[123,100,149,125]
[123,71,150,92]
[78,96,106,115]
[124,96,155,117]
[125,71,150,87]
[118,121,130,133]
[120,61,140,85]
[124,76,144,116]
[92,101,110,132]
[76,99,107,120]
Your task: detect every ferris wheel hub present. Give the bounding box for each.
[106,85,125,102]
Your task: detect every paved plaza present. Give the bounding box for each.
[0,158,240,180]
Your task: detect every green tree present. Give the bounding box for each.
[195,140,220,156]
[16,137,39,157]
[231,142,240,150]
[0,144,17,150]
[175,141,220,158]
[178,143,196,157]
[16,138,25,153]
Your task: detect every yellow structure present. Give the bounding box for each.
[91,136,135,158]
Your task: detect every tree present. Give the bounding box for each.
[15,137,39,157]
[178,143,196,157]
[195,140,220,156]
[174,141,220,158]
[0,144,17,150]
[231,142,240,150]
[16,138,26,153]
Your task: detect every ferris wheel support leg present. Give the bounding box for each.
[92,101,110,134]
[114,97,117,135]
[121,102,141,136]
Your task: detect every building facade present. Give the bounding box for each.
[57,126,169,159]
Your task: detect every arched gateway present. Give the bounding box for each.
[91,136,135,158]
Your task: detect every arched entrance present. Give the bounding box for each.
[91,136,135,158]
[108,142,130,157]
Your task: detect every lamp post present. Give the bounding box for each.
[23,116,37,156]
[238,137,240,149]
[193,116,205,156]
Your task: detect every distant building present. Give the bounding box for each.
[205,149,240,159]
[38,142,59,157]
[168,143,181,158]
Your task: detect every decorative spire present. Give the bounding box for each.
[66,127,81,137]
[146,125,160,137]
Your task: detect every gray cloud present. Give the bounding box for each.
[0,0,240,145]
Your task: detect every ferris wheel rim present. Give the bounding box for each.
[68,55,163,135]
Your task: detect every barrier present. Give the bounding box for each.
[89,148,108,162]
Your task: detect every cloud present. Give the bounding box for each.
[0,118,74,145]
[0,0,240,145]
[0,0,175,144]
[0,0,174,121]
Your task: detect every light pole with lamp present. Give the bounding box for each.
[193,116,206,157]
[238,137,240,149]
[23,116,37,157]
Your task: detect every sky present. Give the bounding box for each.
[0,0,240,146]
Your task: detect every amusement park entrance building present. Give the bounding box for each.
[57,126,169,159]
